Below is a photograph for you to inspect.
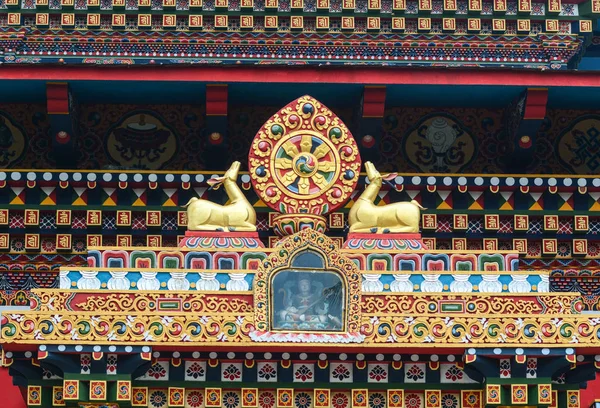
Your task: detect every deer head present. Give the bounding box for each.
[208,161,241,188]
[364,161,397,186]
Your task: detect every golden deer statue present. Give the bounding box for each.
[184,161,257,232]
[349,161,424,233]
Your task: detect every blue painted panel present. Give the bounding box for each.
[385,85,524,108]
[4,79,600,111]
[0,80,47,103]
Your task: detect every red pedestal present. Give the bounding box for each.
[183,231,261,238]
[344,233,426,250]
[179,230,264,249]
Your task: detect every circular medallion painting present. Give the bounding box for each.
[0,112,26,168]
[249,96,361,215]
[106,112,178,170]
[556,115,600,174]
[401,114,475,173]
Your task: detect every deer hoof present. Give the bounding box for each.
[228,227,237,232]
[383,228,390,233]
[370,227,378,233]
[216,228,224,232]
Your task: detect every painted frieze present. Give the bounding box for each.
[0,96,599,408]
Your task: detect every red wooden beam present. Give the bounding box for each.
[1,66,600,87]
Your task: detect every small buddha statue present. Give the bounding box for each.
[279,274,329,325]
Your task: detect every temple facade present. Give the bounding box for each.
[1,0,600,406]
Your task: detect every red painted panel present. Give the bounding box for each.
[362,86,386,118]
[582,372,600,408]
[0,368,26,408]
[206,84,228,116]
[46,82,70,115]
[523,88,548,120]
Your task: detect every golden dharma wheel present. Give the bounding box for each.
[248,95,361,217]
